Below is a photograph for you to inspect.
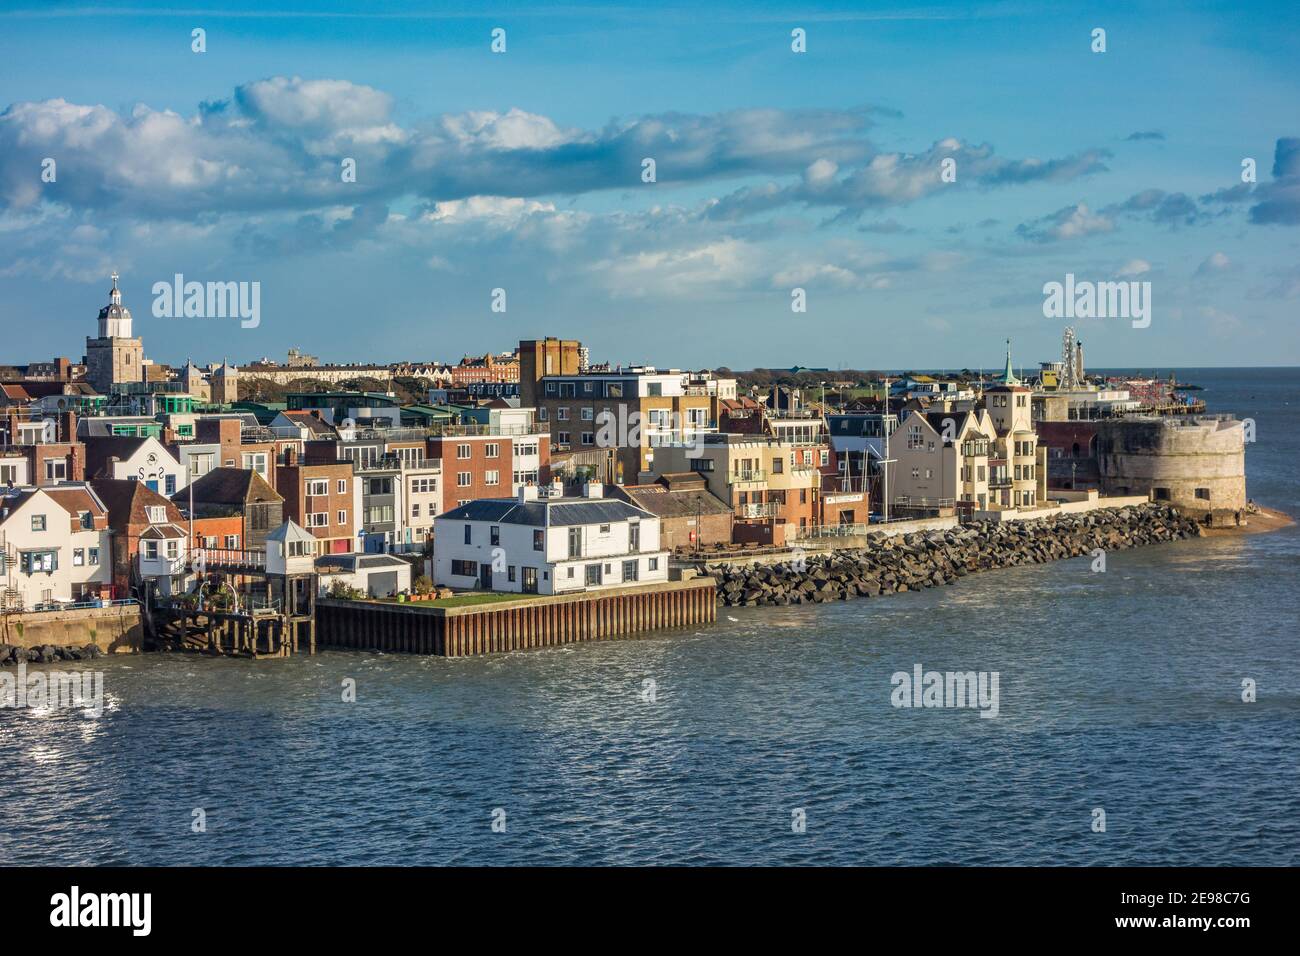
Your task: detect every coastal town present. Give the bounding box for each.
[0,274,1253,660]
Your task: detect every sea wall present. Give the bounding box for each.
[711,503,1201,607]
[0,604,140,664]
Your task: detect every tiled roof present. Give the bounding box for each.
[440,496,653,527]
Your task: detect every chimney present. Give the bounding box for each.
[584,482,603,499]
[550,477,564,498]
[519,484,539,503]
[284,446,298,467]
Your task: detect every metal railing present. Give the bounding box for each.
[728,468,766,484]
[738,502,779,519]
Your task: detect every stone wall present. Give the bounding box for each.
[1096,417,1246,526]
[0,603,142,664]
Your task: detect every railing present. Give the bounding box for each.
[728,469,766,484]
[894,496,955,509]
[738,502,779,519]
[1,597,140,614]
[195,548,266,570]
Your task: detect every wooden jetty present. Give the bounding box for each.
[316,577,717,657]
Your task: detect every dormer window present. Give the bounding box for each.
[146,505,167,524]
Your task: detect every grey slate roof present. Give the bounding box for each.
[440,496,654,527]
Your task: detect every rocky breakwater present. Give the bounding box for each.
[711,504,1201,608]
[1,643,105,666]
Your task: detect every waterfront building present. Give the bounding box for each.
[90,478,191,597]
[0,483,113,608]
[653,433,822,547]
[175,467,284,552]
[433,482,668,595]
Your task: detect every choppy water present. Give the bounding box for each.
[2,369,1298,865]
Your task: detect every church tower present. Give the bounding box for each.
[85,271,144,394]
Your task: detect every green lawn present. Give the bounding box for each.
[372,592,540,608]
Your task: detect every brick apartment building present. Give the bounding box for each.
[276,448,356,555]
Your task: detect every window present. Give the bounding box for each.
[772,457,783,474]
[338,510,347,525]
[558,407,570,421]
[507,565,516,582]
[484,470,500,486]
[165,475,177,495]
[581,432,594,446]
[585,564,602,586]
[203,536,218,549]
[307,479,328,497]
[80,511,94,529]
[242,452,268,478]
[820,449,829,467]
[557,432,571,445]
[44,459,67,481]
[20,550,57,573]
[88,548,99,566]
[165,540,179,560]
[451,559,479,577]
[457,443,471,460]
[648,557,659,572]
[31,515,46,532]
[144,540,159,560]
[147,505,167,524]
[337,479,348,494]
[567,566,575,579]
[533,529,544,551]
[623,560,638,582]
[73,548,85,566]
[464,524,473,545]
[224,535,239,548]
[457,472,471,487]
[1195,488,1211,500]
[307,512,328,527]
[598,524,611,534]
[411,503,421,517]
[629,523,640,552]
[485,443,500,458]
[490,526,500,546]
[581,407,594,421]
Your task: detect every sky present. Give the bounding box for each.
[1,0,1298,372]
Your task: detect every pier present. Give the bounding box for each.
[316,577,716,657]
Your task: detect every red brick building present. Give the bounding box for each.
[276,452,355,555]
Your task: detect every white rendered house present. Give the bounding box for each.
[433,483,669,595]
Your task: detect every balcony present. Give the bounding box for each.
[727,468,766,484]
[738,502,779,519]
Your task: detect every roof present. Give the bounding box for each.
[316,554,410,573]
[89,478,183,531]
[265,519,316,545]
[176,467,283,506]
[280,411,338,436]
[440,496,655,527]
[0,484,107,528]
[83,435,175,478]
[613,484,732,520]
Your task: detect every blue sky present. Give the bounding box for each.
[1,0,1298,371]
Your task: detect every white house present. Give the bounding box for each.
[85,435,188,496]
[0,484,113,609]
[433,483,669,595]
